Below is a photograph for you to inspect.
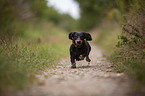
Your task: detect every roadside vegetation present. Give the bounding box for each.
[0,22,69,93]
[111,7,145,82]
[75,0,145,84]
[0,0,71,95]
[109,1,145,84]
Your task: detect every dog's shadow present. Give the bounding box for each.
[76,65,97,69]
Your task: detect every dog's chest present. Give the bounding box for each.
[73,47,86,55]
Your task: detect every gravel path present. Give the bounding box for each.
[15,45,132,96]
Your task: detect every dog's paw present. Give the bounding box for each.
[71,63,76,68]
[79,55,84,60]
[86,56,91,62]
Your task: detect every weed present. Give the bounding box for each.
[111,8,145,83]
[0,21,69,94]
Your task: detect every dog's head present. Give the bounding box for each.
[69,32,92,47]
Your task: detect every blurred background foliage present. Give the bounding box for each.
[75,0,144,30]
[75,0,119,30]
[0,0,77,42]
[0,0,144,40]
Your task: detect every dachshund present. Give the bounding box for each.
[69,32,92,68]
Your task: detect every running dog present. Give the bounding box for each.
[69,32,92,68]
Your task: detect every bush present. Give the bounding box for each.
[112,8,145,83]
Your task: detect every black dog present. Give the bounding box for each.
[69,32,92,68]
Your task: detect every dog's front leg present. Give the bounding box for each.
[82,53,91,63]
[86,55,91,62]
[70,56,76,68]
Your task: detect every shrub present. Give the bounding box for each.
[112,8,145,82]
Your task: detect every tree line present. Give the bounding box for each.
[0,0,77,41]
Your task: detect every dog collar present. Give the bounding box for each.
[72,43,81,48]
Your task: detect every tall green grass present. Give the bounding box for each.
[110,8,145,83]
[0,42,68,91]
[0,21,69,94]
[94,17,145,84]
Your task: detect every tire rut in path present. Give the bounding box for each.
[16,45,132,96]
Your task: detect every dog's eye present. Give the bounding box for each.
[74,36,78,39]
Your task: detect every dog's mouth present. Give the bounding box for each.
[76,43,82,47]
[75,40,82,46]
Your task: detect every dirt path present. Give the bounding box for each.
[15,44,132,96]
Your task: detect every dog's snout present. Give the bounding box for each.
[77,41,81,44]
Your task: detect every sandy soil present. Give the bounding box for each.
[14,45,133,96]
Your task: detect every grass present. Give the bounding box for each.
[94,20,145,84]
[0,21,69,95]
[110,51,145,79]
[93,21,121,55]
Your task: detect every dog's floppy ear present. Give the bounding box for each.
[83,32,92,41]
[69,32,76,40]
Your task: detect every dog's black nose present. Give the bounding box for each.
[77,41,81,44]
